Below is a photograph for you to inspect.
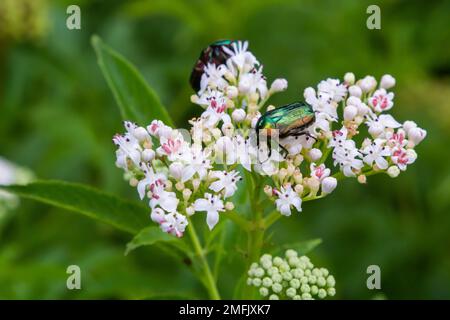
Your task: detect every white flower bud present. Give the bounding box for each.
[221,122,234,137]
[380,74,396,89]
[321,177,337,194]
[408,127,427,146]
[306,177,320,194]
[294,184,304,195]
[344,72,355,85]
[251,114,261,129]
[129,177,138,187]
[270,78,288,93]
[359,75,377,92]
[141,149,155,162]
[211,128,222,140]
[133,127,149,141]
[403,120,417,133]
[357,103,370,116]
[357,174,367,184]
[387,166,400,178]
[269,294,279,300]
[192,178,201,191]
[406,149,417,163]
[259,287,269,297]
[368,122,384,137]
[309,148,322,161]
[186,205,195,216]
[169,162,183,180]
[264,185,273,197]
[175,181,184,191]
[232,109,246,123]
[348,85,362,97]
[226,85,238,99]
[344,105,358,121]
[304,87,316,100]
[150,208,165,223]
[182,188,192,201]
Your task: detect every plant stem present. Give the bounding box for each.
[187,221,221,300]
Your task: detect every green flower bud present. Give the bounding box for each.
[312,268,322,277]
[317,276,326,287]
[252,278,262,287]
[279,263,290,273]
[320,268,329,277]
[259,287,269,297]
[304,269,311,277]
[282,272,293,281]
[267,266,278,276]
[260,254,272,263]
[307,262,314,269]
[285,249,298,259]
[250,262,258,269]
[300,276,309,284]
[318,288,327,299]
[272,283,283,293]
[262,277,273,287]
[286,287,296,298]
[292,268,304,279]
[269,294,279,300]
[327,275,336,287]
[300,284,311,293]
[273,257,283,266]
[254,267,265,278]
[310,285,319,295]
[262,260,272,269]
[248,269,254,277]
[290,278,300,289]
[288,257,300,267]
[327,287,336,297]
[246,278,253,285]
[272,273,283,283]
[293,295,301,300]
[308,275,317,284]
[302,292,312,300]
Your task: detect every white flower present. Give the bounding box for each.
[365,113,401,138]
[223,41,258,73]
[233,135,256,171]
[169,162,184,180]
[361,139,391,170]
[407,127,427,146]
[238,66,268,98]
[318,78,347,102]
[199,63,228,93]
[137,163,167,200]
[149,182,179,213]
[270,78,288,93]
[275,185,302,216]
[380,74,396,89]
[159,212,188,237]
[201,95,231,128]
[369,88,394,112]
[156,131,189,161]
[194,193,225,230]
[209,170,241,198]
[310,163,330,181]
[305,88,338,120]
[113,133,142,169]
[321,177,337,194]
[123,121,150,142]
[181,147,212,182]
[332,140,364,177]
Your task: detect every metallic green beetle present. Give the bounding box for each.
[256,101,316,156]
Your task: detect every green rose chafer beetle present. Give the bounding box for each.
[256,101,316,156]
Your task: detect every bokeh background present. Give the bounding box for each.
[1,0,449,299]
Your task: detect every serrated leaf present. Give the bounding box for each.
[91,35,174,126]
[0,181,149,234]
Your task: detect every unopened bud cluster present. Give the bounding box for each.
[247,250,336,300]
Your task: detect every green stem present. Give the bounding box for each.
[224,211,251,231]
[187,221,221,300]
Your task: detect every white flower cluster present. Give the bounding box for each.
[304,73,426,179]
[247,250,336,300]
[113,40,427,235]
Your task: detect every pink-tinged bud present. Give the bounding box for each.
[150,208,165,223]
[403,120,417,133]
[142,149,155,162]
[321,177,337,194]
[264,185,273,197]
[232,109,246,123]
[408,127,426,146]
[309,148,322,161]
[344,105,358,121]
[357,175,367,184]
[169,162,183,180]
[380,74,396,89]
[294,184,304,194]
[225,202,235,211]
[270,78,288,93]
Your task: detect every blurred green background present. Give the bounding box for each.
[1,0,449,299]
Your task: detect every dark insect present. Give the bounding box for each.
[256,101,316,157]
[189,39,238,92]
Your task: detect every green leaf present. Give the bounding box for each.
[125,226,177,255]
[0,181,149,234]
[91,35,174,126]
[272,238,322,256]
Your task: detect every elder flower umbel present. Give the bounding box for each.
[112,41,426,237]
